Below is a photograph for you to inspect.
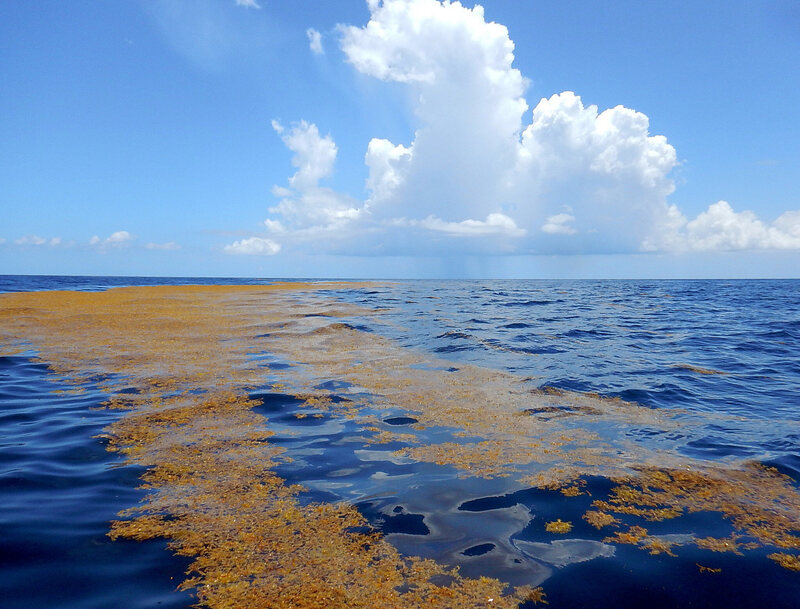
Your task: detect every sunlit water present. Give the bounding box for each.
[1,276,799,608]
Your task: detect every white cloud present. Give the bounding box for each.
[107,230,132,244]
[146,241,181,251]
[235,0,261,9]
[256,0,799,256]
[419,213,526,237]
[16,235,47,246]
[14,235,63,247]
[306,28,323,55]
[341,0,528,226]
[364,138,412,204]
[0,238,6,245]
[90,230,133,248]
[263,219,286,233]
[644,201,800,252]
[279,119,336,191]
[223,236,281,255]
[267,120,362,234]
[541,213,577,235]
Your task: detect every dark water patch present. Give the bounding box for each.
[356,503,430,536]
[540,378,598,395]
[458,488,543,513]
[316,379,353,391]
[616,384,694,409]
[501,322,532,329]
[564,328,612,339]
[682,436,760,459]
[532,547,800,609]
[501,299,559,307]
[513,344,566,355]
[436,330,473,340]
[434,343,475,354]
[384,416,419,426]
[0,355,193,609]
[762,454,800,484]
[249,391,305,415]
[462,542,495,556]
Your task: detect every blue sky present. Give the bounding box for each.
[2,0,799,278]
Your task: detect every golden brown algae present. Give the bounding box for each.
[0,284,536,608]
[2,281,800,609]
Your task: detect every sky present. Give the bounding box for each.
[1,0,799,279]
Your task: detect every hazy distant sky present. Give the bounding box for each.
[2,0,799,278]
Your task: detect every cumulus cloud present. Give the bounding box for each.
[257,0,798,256]
[541,213,577,235]
[644,201,800,252]
[306,28,323,55]
[266,120,362,235]
[342,0,528,226]
[223,236,281,255]
[90,231,133,247]
[146,241,181,251]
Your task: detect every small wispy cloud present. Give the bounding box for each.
[14,235,63,247]
[419,213,527,237]
[263,219,286,233]
[541,214,577,235]
[235,0,261,9]
[306,28,324,55]
[146,241,181,251]
[90,230,133,248]
[223,236,281,255]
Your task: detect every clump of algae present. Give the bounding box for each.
[526,587,548,604]
[583,510,619,529]
[0,284,533,608]
[545,519,572,534]
[768,553,800,571]
[588,465,800,557]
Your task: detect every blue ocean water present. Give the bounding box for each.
[1,276,799,608]
[332,280,800,468]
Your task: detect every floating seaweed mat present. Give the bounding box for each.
[1,284,799,609]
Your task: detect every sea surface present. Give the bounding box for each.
[1,275,799,608]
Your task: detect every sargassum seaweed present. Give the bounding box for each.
[3,283,800,609]
[0,285,536,608]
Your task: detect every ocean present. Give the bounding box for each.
[1,276,798,608]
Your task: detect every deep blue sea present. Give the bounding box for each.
[1,275,799,608]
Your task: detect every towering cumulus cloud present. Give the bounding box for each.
[252,0,800,256]
[268,120,362,246]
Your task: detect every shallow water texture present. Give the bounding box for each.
[1,277,799,608]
